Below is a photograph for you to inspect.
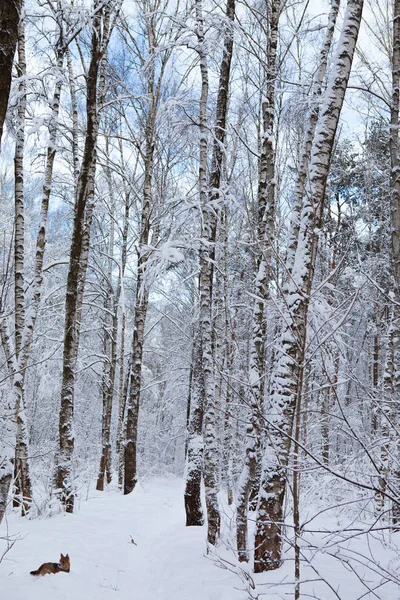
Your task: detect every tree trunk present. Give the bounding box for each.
[388,0,400,526]
[0,23,65,525]
[0,322,16,524]
[123,281,150,494]
[56,5,111,511]
[0,0,22,148]
[97,146,118,491]
[202,0,236,547]
[376,316,394,513]
[123,115,154,495]
[116,135,130,490]
[236,0,279,563]
[221,207,235,506]
[286,0,340,273]
[122,6,171,496]
[183,0,211,531]
[13,8,32,515]
[14,11,25,362]
[0,0,23,525]
[185,330,205,525]
[254,0,364,572]
[185,348,194,459]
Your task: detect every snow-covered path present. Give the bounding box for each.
[0,478,244,600]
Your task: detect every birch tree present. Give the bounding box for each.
[55,1,117,511]
[236,0,280,563]
[96,136,118,491]
[184,0,235,544]
[0,1,69,521]
[123,0,176,494]
[253,0,364,572]
[12,5,31,514]
[0,0,23,525]
[385,0,400,521]
[115,133,131,489]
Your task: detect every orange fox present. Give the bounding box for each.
[30,553,70,576]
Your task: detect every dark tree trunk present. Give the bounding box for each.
[0,0,22,149]
[236,0,279,563]
[116,152,130,489]
[123,127,153,495]
[97,144,118,492]
[123,285,150,494]
[0,0,23,527]
[56,4,111,511]
[123,8,169,495]
[184,331,205,525]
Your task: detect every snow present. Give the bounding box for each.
[2,477,400,599]
[0,478,244,600]
[159,240,185,264]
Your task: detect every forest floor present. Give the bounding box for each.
[0,478,244,600]
[1,477,400,599]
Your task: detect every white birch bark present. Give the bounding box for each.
[18,39,65,381]
[0,25,65,523]
[286,0,341,273]
[0,324,17,523]
[254,0,364,572]
[388,0,400,524]
[194,0,220,543]
[184,0,236,544]
[13,8,32,514]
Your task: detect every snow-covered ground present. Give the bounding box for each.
[0,478,244,600]
[1,478,400,599]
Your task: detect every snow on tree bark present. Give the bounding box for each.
[184,0,235,543]
[56,4,113,511]
[286,0,341,273]
[202,0,236,547]
[184,0,212,532]
[116,143,130,489]
[123,246,151,495]
[220,207,235,506]
[14,12,25,363]
[236,0,279,563]
[97,145,116,491]
[123,94,154,495]
[388,0,400,524]
[254,0,364,573]
[0,323,16,524]
[185,329,205,526]
[0,14,66,523]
